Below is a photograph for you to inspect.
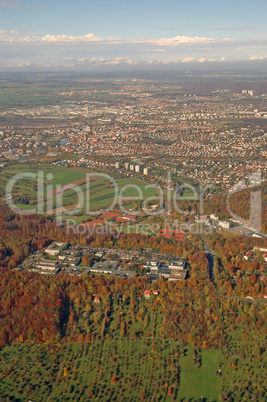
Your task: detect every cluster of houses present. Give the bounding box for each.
[84,212,137,227]
[244,247,267,262]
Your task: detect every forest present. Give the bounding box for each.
[0,204,266,400]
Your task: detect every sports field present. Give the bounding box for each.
[1,164,160,218]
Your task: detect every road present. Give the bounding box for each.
[198,234,216,283]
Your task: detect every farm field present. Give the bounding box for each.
[0,341,224,401]
[0,83,71,110]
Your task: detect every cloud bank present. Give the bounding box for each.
[0,31,267,69]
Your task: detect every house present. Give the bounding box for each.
[137,295,141,301]
[144,290,151,299]
[195,214,209,223]
[122,214,136,221]
[94,296,101,303]
[152,290,159,296]
[244,250,253,261]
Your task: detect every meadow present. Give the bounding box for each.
[0,341,223,401]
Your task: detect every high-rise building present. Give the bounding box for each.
[115,162,121,169]
[135,164,141,172]
[130,164,135,171]
[125,163,130,170]
[143,167,151,175]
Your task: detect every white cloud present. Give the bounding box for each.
[0,29,19,34]
[146,35,219,46]
[59,57,136,66]
[198,58,220,63]
[1,30,267,68]
[8,61,34,68]
[41,33,102,43]
[182,57,195,63]
[249,56,266,61]
[0,31,229,47]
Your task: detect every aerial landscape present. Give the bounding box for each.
[0,1,266,401]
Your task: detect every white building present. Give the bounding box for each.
[168,260,186,270]
[218,221,231,229]
[143,167,151,175]
[143,261,161,271]
[45,242,68,256]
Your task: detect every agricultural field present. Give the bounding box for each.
[1,164,159,219]
[0,82,70,110]
[0,341,224,401]
[0,76,135,112]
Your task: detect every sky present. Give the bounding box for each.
[0,0,267,70]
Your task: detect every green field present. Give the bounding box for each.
[0,83,71,110]
[179,345,222,401]
[0,341,225,401]
[1,164,160,217]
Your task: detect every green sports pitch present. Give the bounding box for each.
[1,164,160,220]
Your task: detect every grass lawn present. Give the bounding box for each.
[178,344,222,401]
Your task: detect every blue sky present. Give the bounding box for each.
[1,0,267,69]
